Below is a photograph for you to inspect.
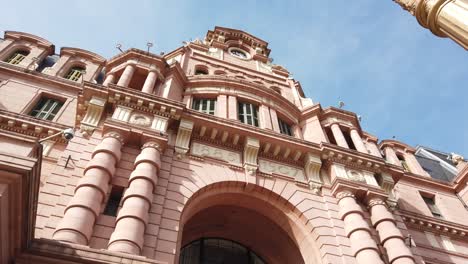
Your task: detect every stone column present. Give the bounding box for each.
[53,131,123,244]
[103,73,115,86]
[117,64,136,87]
[368,198,415,264]
[350,128,367,153]
[141,69,158,94]
[330,123,349,149]
[384,147,400,166]
[395,0,468,50]
[108,141,161,254]
[337,191,384,264]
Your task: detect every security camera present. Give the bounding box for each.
[62,128,75,141]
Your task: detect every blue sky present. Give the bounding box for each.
[1,0,466,154]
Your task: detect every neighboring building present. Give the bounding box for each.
[394,0,468,50]
[0,27,467,264]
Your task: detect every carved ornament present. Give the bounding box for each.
[191,142,241,166]
[258,159,305,181]
[80,96,106,138]
[175,119,194,158]
[243,137,260,175]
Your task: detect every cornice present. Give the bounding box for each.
[105,48,168,72]
[362,131,379,143]
[0,109,69,143]
[398,209,468,238]
[0,61,83,92]
[395,171,458,193]
[207,26,271,56]
[189,49,287,84]
[320,106,362,131]
[379,139,416,153]
[60,47,106,64]
[321,142,386,173]
[5,30,54,53]
[186,75,300,116]
[453,164,468,192]
[299,103,322,121]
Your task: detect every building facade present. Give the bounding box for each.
[0,27,467,264]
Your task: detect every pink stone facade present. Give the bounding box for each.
[0,27,467,264]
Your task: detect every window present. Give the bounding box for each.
[192,98,216,115]
[65,66,85,81]
[228,47,250,60]
[103,186,124,216]
[422,195,442,218]
[278,118,292,136]
[343,129,357,150]
[238,102,258,127]
[4,50,29,65]
[194,66,208,75]
[397,154,411,172]
[29,97,64,121]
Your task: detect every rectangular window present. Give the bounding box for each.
[192,98,216,115]
[29,97,64,121]
[103,186,124,216]
[65,68,84,81]
[238,102,258,127]
[422,195,443,218]
[278,118,292,136]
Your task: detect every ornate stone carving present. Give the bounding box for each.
[347,170,366,183]
[191,142,241,166]
[336,191,356,201]
[80,96,106,137]
[451,153,465,165]
[368,198,387,208]
[175,119,194,158]
[142,141,160,150]
[112,105,133,122]
[258,159,305,181]
[304,153,322,192]
[243,137,260,175]
[129,113,152,127]
[151,115,169,132]
[103,131,124,144]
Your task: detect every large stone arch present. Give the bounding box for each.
[173,180,324,264]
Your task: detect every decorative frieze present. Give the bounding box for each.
[243,137,260,175]
[191,142,241,166]
[175,119,194,158]
[258,158,306,181]
[80,96,106,137]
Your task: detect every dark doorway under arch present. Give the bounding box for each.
[180,238,266,264]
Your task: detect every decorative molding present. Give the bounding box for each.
[367,198,387,208]
[129,113,152,127]
[336,191,355,201]
[243,137,259,175]
[304,153,322,193]
[400,210,468,238]
[258,158,305,181]
[191,142,241,166]
[377,173,397,208]
[151,115,169,133]
[111,105,133,122]
[142,141,160,150]
[80,96,106,137]
[175,119,194,158]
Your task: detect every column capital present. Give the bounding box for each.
[367,197,387,208]
[336,190,356,201]
[142,140,161,150]
[103,130,125,145]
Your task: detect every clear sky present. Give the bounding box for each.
[1,0,466,155]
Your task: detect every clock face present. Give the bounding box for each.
[229,48,250,60]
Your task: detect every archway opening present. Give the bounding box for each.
[178,189,309,264]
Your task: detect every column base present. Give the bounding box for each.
[52,229,88,245]
[108,240,141,255]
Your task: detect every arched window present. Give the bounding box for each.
[65,66,86,81]
[4,50,30,65]
[180,238,266,264]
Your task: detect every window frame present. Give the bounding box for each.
[4,50,30,65]
[29,97,65,121]
[192,98,216,115]
[65,66,86,82]
[278,118,292,136]
[238,101,259,127]
[421,194,443,219]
